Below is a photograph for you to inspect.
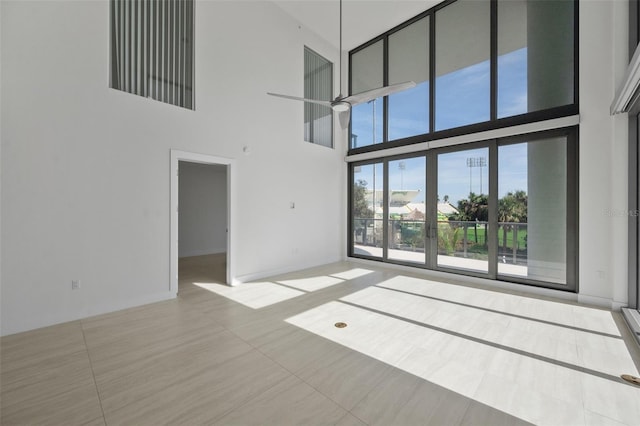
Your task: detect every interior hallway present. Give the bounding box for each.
[1,255,639,425]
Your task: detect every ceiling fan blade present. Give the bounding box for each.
[341,81,417,106]
[338,110,351,129]
[267,92,332,107]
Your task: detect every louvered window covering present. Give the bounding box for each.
[304,47,333,148]
[110,0,194,110]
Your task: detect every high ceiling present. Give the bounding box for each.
[273,0,442,51]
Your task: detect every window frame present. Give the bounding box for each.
[304,46,334,148]
[347,126,579,292]
[628,0,640,311]
[347,0,579,156]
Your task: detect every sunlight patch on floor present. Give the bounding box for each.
[329,268,375,280]
[285,277,640,426]
[377,275,621,336]
[276,276,344,292]
[276,268,376,292]
[194,282,304,309]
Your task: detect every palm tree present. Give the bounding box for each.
[498,190,527,251]
[452,192,488,244]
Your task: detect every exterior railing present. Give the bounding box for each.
[353,218,528,265]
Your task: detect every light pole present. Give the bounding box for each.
[466,157,487,194]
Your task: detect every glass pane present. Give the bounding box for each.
[387,157,427,263]
[351,41,384,149]
[304,47,333,147]
[435,0,490,131]
[437,147,489,273]
[388,17,430,140]
[352,163,384,258]
[498,139,567,284]
[351,40,383,94]
[497,0,574,118]
[351,98,384,149]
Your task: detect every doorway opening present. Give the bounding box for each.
[170,150,235,294]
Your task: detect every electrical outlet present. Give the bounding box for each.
[71,280,81,290]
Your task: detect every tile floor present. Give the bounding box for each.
[1,254,639,425]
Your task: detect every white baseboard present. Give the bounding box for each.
[233,256,343,286]
[577,294,619,310]
[1,291,177,337]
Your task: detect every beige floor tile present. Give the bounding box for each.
[350,368,425,425]
[3,256,640,426]
[103,349,293,425]
[214,375,348,426]
[297,350,394,411]
[1,320,86,380]
[1,381,103,426]
[95,330,255,413]
[335,412,368,426]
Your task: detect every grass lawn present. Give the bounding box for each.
[460,224,527,250]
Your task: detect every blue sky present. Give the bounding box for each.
[353,48,529,206]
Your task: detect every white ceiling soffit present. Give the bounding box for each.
[273,0,442,51]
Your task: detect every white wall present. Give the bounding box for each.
[0,0,634,336]
[579,0,630,309]
[178,162,227,258]
[0,0,346,335]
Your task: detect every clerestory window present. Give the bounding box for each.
[348,0,577,152]
[304,47,334,148]
[110,0,195,110]
[347,0,578,291]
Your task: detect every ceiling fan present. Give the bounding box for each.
[267,0,416,129]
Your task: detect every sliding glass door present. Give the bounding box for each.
[352,163,384,259]
[349,127,577,291]
[387,157,427,264]
[437,147,490,274]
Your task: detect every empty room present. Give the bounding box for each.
[2,0,640,424]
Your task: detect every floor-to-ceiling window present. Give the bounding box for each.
[625,0,640,336]
[347,0,578,291]
[632,1,640,314]
[437,146,490,273]
[349,129,577,290]
[352,163,384,258]
[387,156,427,263]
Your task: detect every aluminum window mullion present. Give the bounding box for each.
[490,0,497,122]
[426,151,438,268]
[188,0,194,108]
[142,0,147,98]
[488,140,498,278]
[566,131,579,292]
[153,0,158,101]
[133,0,138,95]
[177,0,182,106]
[383,35,389,144]
[167,0,173,105]
[125,0,131,93]
[146,0,151,98]
[429,12,435,135]
[171,0,177,105]
[382,161,390,261]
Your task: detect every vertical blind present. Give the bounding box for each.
[304,47,333,148]
[110,0,194,109]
